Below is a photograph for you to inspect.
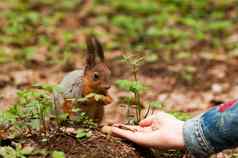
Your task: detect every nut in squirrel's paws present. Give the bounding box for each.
[77,93,112,106]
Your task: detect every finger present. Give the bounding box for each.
[112,123,122,127]
[139,112,168,127]
[113,123,153,132]
[118,124,140,131]
[113,124,139,132]
[139,118,153,127]
[113,124,139,130]
[112,127,162,147]
[112,127,149,144]
[137,126,153,132]
[111,127,136,140]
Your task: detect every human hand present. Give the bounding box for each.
[112,111,185,149]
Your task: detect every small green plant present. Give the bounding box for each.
[13,88,54,132]
[0,144,34,158]
[116,55,150,123]
[70,108,96,129]
[0,146,16,158]
[0,82,97,143]
[0,84,56,139]
[116,55,190,124]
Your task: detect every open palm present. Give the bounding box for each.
[112,111,185,149]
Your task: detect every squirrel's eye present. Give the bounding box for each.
[93,72,100,81]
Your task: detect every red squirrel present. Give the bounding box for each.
[53,36,112,123]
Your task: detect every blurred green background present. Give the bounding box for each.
[0,0,238,66]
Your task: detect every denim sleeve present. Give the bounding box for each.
[183,100,238,158]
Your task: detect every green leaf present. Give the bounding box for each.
[52,151,65,158]
[75,129,92,140]
[57,112,68,122]
[28,119,41,130]
[0,146,17,158]
[116,80,146,93]
[0,110,17,125]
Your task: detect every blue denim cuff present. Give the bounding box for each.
[183,116,215,158]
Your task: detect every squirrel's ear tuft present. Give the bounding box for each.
[93,37,104,61]
[86,36,96,70]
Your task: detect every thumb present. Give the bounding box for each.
[139,111,173,127]
[139,118,153,127]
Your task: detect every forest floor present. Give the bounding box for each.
[1,51,238,158]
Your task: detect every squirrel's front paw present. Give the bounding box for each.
[77,93,112,105]
[102,95,112,105]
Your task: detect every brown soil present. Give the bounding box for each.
[27,130,155,158]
